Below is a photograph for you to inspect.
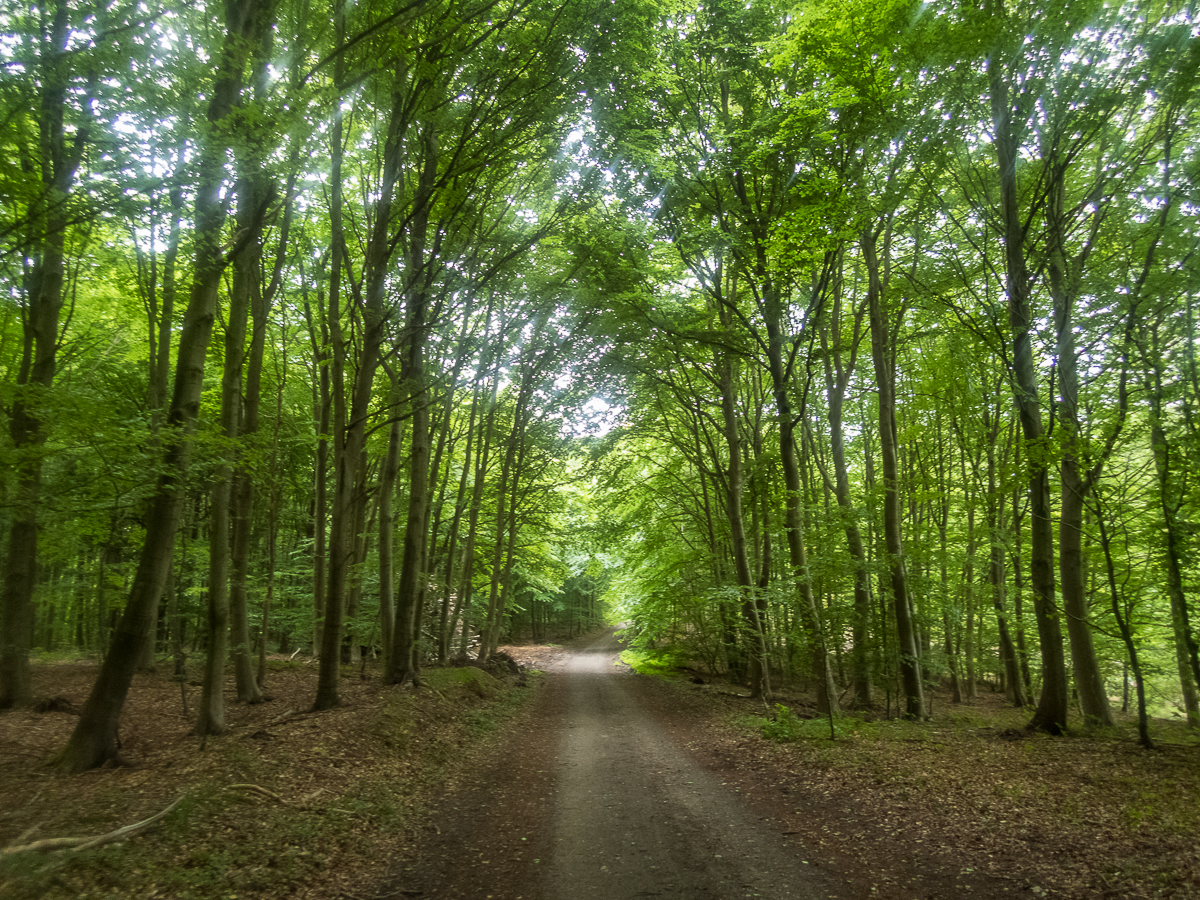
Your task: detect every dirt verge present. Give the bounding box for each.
[631,672,1200,899]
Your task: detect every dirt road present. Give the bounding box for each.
[386,630,837,900]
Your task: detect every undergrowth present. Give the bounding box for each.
[0,667,539,900]
[747,704,851,742]
[620,646,689,676]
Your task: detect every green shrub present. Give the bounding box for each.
[619,647,688,675]
[753,704,848,742]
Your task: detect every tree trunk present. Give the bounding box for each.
[302,280,332,656]
[936,445,961,705]
[1095,502,1153,748]
[438,378,482,663]
[56,0,268,770]
[1010,482,1034,696]
[0,0,83,709]
[377,386,402,675]
[228,35,283,704]
[314,68,403,710]
[133,150,185,675]
[196,169,258,734]
[1048,174,1113,728]
[388,116,439,687]
[454,360,502,659]
[988,46,1069,733]
[862,226,924,719]
[986,432,1026,708]
[819,267,873,707]
[713,288,762,697]
[1149,416,1200,728]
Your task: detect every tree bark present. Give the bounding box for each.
[195,184,255,735]
[758,273,838,715]
[819,261,873,707]
[0,0,84,709]
[862,226,924,719]
[302,279,332,656]
[314,76,403,709]
[988,44,1069,733]
[438,376,482,663]
[1095,502,1153,748]
[56,0,267,770]
[713,287,762,697]
[1149,416,1200,728]
[388,115,439,687]
[377,382,402,675]
[1047,170,1113,728]
[228,32,285,704]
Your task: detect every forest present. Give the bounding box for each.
[2,0,1200,774]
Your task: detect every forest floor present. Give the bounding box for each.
[1,634,1198,899]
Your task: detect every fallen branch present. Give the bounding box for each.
[228,783,295,805]
[0,796,183,859]
[268,707,298,726]
[226,784,358,816]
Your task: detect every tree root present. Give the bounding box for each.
[0,796,183,858]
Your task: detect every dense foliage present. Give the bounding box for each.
[1,0,1198,762]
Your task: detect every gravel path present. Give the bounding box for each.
[541,630,833,900]
[387,629,836,900]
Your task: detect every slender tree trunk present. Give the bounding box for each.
[713,290,762,696]
[455,361,501,658]
[377,385,402,675]
[937,471,962,704]
[1010,482,1034,696]
[1094,502,1153,748]
[0,0,83,709]
[344,488,372,665]
[56,0,267,769]
[956,482,979,701]
[196,171,258,734]
[756,263,837,714]
[1148,416,1200,728]
[303,281,331,655]
[989,45,1069,733]
[439,379,481,663]
[228,38,286,704]
[147,156,184,423]
[863,226,923,719]
[1048,177,1113,727]
[388,117,439,687]
[986,434,1026,708]
[819,277,874,707]
[258,360,285,688]
[479,417,520,661]
[487,448,528,659]
[314,70,403,710]
[133,151,185,675]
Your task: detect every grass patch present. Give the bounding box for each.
[746,704,852,742]
[620,647,689,676]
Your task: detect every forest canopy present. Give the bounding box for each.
[1,0,1199,767]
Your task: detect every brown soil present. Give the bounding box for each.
[0,648,553,899]
[632,676,1200,899]
[2,637,1198,900]
[372,631,1200,900]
